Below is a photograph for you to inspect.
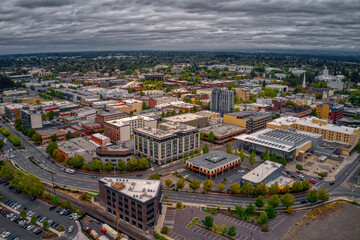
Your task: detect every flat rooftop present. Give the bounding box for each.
[242,161,282,184]
[187,152,239,170]
[135,122,196,139]
[201,123,246,136]
[100,178,161,203]
[163,113,206,122]
[106,115,154,127]
[92,133,110,141]
[226,111,272,120]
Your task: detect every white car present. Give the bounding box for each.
[68,226,74,233]
[65,169,75,174]
[27,225,35,231]
[238,169,245,173]
[1,231,10,238]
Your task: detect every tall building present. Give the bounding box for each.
[98,177,162,230]
[234,88,250,101]
[134,122,199,165]
[210,88,234,114]
[20,108,43,130]
[330,104,344,123]
[316,104,330,119]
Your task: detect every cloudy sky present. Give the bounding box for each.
[0,0,359,54]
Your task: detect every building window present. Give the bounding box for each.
[161,143,165,159]
[166,141,171,157]
[172,140,177,155]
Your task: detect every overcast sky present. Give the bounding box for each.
[0,0,359,54]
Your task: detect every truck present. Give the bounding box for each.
[102,224,117,239]
[90,229,99,239]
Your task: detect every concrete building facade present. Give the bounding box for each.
[223,111,272,133]
[210,88,234,114]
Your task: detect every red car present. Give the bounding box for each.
[309,180,316,184]
[86,227,92,233]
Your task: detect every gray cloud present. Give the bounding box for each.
[0,0,359,54]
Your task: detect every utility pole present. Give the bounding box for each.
[50,171,56,196]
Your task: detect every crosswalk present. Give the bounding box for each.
[164,208,176,231]
[266,213,289,230]
[215,213,261,232]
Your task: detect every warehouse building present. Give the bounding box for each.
[241,161,283,186]
[99,177,162,230]
[200,123,247,144]
[235,128,322,161]
[185,152,241,179]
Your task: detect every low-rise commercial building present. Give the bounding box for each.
[96,145,133,165]
[235,128,322,161]
[267,116,360,156]
[265,84,288,93]
[234,88,251,101]
[37,129,66,146]
[200,80,235,89]
[316,104,330,119]
[223,111,272,133]
[134,122,199,165]
[162,113,208,128]
[99,177,162,230]
[200,123,247,144]
[104,115,157,142]
[240,161,282,186]
[91,133,111,145]
[185,152,241,179]
[95,110,128,127]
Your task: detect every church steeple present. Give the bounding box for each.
[302,73,306,89]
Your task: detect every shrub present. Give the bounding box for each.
[318,172,327,178]
[296,164,303,171]
[161,226,169,234]
[176,202,184,209]
[285,207,295,214]
[261,224,269,232]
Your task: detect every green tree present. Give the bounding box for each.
[176,178,186,191]
[184,152,189,161]
[269,182,280,194]
[217,183,225,192]
[137,157,149,170]
[230,182,241,194]
[43,220,49,229]
[31,215,37,224]
[249,151,256,166]
[208,131,215,143]
[65,200,72,209]
[126,157,138,171]
[20,209,27,219]
[306,189,318,204]
[91,159,103,171]
[239,148,246,161]
[65,131,72,140]
[196,148,201,156]
[47,110,55,120]
[161,112,165,118]
[268,195,281,208]
[116,160,126,171]
[190,151,194,158]
[46,142,58,155]
[245,203,255,216]
[302,180,311,191]
[0,139,4,149]
[52,195,60,205]
[202,215,213,229]
[50,134,58,142]
[83,162,91,170]
[227,226,237,237]
[103,161,114,171]
[52,149,60,158]
[149,173,161,180]
[14,117,22,130]
[27,128,36,138]
[200,132,204,140]
[202,179,214,192]
[296,164,303,171]
[31,133,42,143]
[281,193,295,208]
[264,204,277,219]
[278,157,287,166]
[42,113,47,121]
[270,153,277,162]
[219,224,227,235]
[292,181,303,193]
[241,182,255,196]
[255,196,265,208]
[226,143,232,154]
[8,134,21,146]
[235,205,245,218]
[255,183,268,196]
[283,185,290,194]
[68,155,84,169]
[165,179,173,189]
[189,179,201,192]
[0,162,15,180]
[257,212,269,225]
[318,188,329,201]
[203,143,209,154]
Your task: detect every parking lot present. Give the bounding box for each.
[0,180,78,240]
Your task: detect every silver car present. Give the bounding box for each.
[68,226,74,233]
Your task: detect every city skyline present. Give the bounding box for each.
[1,0,359,54]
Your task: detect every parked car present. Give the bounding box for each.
[49,205,57,211]
[300,200,307,204]
[30,196,37,201]
[68,226,74,233]
[309,180,316,184]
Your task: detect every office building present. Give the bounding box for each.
[4,104,26,121]
[96,145,133,165]
[235,128,322,161]
[267,117,360,156]
[200,123,247,144]
[144,73,164,81]
[37,129,66,146]
[91,133,111,145]
[330,104,344,123]
[185,152,241,179]
[20,108,42,130]
[104,115,157,142]
[234,88,251,101]
[210,88,234,114]
[240,161,282,186]
[200,80,235,89]
[99,177,162,230]
[95,110,128,127]
[134,122,199,165]
[223,111,272,133]
[265,84,288,93]
[316,104,330,119]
